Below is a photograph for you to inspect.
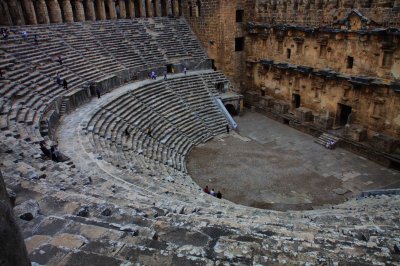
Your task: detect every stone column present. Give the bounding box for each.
[48,0,63,23]
[118,0,126,18]
[106,0,116,19]
[139,0,145,17]
[155,0,161,16]
[21,0,37,24]
[0,1,13,25]
[73,0,85,21]
[6,0,25,25]
[166,0,172,16]
[95,0,106,20]
[126,0,134,18]
[172,0,179,16]
[61,0,74,22]
[84,0,96,20]
[0,172,31,266]
[34,0,50,24]
[145,0,152,16]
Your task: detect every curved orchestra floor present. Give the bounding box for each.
[187,111,400,211]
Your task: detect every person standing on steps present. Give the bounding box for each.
[56,73,62,85]
[147,127,152,137]
[63,79,68,90]
[57,55,63,65]
[164,70,167,80]
[96,87,101,99]
[183,66,187,76]
[226,124,230,134]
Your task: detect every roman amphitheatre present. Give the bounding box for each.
[0,0,400,265]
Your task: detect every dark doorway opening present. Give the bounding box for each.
[166,64,173,73]
[215,82,225,92]
[337,103,352,126]
[211,59,217,70]
[225,104,238,116]
[292,93,300,108]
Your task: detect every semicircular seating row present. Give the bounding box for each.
[82,74,229,198]
[0,17,208,144]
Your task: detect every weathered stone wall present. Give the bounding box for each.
[247,62,400,138]
[255,0,400,26]
[182,0,252,86]
[0,171,30,266]
[247,26,400,80]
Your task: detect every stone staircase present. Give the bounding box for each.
[315,132,341,147]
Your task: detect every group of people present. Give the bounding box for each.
[1,27,9,40]
[204,185,222,199]
[148,66,187,81]
[56,72,68,90]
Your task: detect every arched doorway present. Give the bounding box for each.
[225,104,238,116]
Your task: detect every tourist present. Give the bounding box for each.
[57,55,63,65]
[210,189,215,196]
[22,30,28,41]
[203,185,209,194]
[216,191,222,199]
[124,127,130,136]
[63,79,68,90]
[34,35,38,45]
[56,73,62,85]
[2,28,8,40]
[164,70,167,80]
[183,66,187,75]
[147,127,152,137]
[96,87,101,99]
[151,71,157,80]
[226,124,230,134]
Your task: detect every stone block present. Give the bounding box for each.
[294,107,314,122]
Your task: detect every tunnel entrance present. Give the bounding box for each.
[225,104,238,116]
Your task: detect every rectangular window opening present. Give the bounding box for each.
[236,10,244,22]
[347,56,354,69]
[235,37,245,52]
[382,52,393,68]
[287,48,291,59]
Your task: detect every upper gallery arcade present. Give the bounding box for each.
[0,0,183,26]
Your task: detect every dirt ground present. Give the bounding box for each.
[187,111,400,211]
